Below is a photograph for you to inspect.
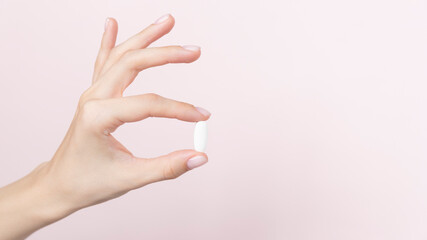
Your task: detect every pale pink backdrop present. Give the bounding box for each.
[0,0,427,239]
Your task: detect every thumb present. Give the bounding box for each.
[135,150,208,185]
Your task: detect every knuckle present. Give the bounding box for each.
[121,50,137,64]
[78,87,105,108]
[109,48,120,60]
[117,50,140,71]
[79,100,98,117]
[78,89,92,105]
[77,100,103,128]
[144,93,162,102]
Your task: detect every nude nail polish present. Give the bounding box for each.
[104,18,110,31]
[187,156,208,170]
[182,45,201,52]
[195,107,211,117]
[154,14,170,24]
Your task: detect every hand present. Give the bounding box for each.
[45,13,210,212]
[0,14,210,240]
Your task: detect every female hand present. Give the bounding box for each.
[0,14,210,240]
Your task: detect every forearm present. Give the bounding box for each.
[0,162,73,240]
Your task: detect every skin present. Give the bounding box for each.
[0,14,210,240]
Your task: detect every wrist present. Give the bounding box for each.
[0,161,76,239]
[24,161,77,223]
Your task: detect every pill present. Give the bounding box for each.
[194,121,208,152]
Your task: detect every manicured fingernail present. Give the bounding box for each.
[187,155,208,170]
[154,14,170,24]
[195,107,211,117]
[104,18,110,31]
[182,45,201,52]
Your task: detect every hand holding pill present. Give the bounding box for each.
[0,15,211,237]
[57,14,210,210]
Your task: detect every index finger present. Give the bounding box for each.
[93,93,211,134]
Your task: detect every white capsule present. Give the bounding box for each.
[194,121,208,152]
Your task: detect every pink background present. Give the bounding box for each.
[1,0,427,239]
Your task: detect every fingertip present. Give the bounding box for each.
[104,17,110,31]
[101,17,118,50]
[187,154,208,170]
[195,106,211,119]
[153,13,175,30]
[161,150,208,176]
[104,17,118,30]
[180,45,201,63]
[169,14,176,27]
[192,49,202,62]
[109,17,119,33]
[167,150,208,180]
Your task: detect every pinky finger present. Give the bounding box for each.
[92,17,118,83]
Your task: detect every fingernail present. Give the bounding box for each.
[187,155,208,170]
[154,14,170,24]
[104,18,110,31]
[182,45,201,52]
[195,107,211,117]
